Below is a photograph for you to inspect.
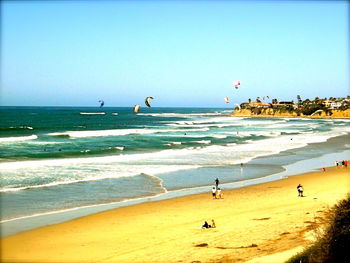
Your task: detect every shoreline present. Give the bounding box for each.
[1,166,349,263]
[1,133,349,237]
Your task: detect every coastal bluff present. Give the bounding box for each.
[232,108,350,118]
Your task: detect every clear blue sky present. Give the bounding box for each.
[1,0,349,107]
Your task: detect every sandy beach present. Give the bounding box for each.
[1,166,349,263]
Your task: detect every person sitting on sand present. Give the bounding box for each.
[211,219,216,228]
[297,184,304,197]
[212,187,217,199]
[216,188,223,199]
[201,221,210,229]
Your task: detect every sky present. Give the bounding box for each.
[1,0,349,107]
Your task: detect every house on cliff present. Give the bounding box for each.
[240,102,270,109]
[272,101,297,109]
[322,99,348,110]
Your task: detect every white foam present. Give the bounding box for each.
[0,135,38,143]
[48,128,174,138]
[0,164,199,193]
[26,141,60,145]
[137,112,230,118]
[1,116,348,194]
[115,146,125,151]
[7,126,33,130]
[2,128,347,171]
[48,127,212,139]
[211,135,227,139]
[191,140,211,144]
[167,122,241,129]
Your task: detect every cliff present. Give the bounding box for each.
[232,108,350,118]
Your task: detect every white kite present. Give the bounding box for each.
[133,104,140,113]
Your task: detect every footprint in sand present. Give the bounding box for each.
[194,243,208,247]
[252,217,271,220]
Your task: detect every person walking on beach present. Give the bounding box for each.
[215,178,219,189]
[212,187,217,199]
[297,184,304,197]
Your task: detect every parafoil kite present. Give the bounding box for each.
[145,97,154,107]
[232,80,241,89]
[99,100,105,107]
[133,104,140,113]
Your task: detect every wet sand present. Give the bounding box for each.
[1,166,349,263]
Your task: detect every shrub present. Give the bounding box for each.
[285,195,350,263]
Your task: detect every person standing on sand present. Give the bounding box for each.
[297,184,304,197]
[215,178,219,189]
[212,187,217,199]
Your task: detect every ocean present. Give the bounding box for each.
[1,106,349,236]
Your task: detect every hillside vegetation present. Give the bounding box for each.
[286,195,350,263]
[232,108,350,118]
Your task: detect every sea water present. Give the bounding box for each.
[1,107,349,236]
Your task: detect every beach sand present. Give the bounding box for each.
[1,167,349,263]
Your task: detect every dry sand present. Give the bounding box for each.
[1,167,349,263]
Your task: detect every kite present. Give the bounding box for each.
[133,104,140,113]
[232,80,241,89]
[145,97,154,107]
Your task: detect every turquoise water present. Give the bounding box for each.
[1,106,349,233]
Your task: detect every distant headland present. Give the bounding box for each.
[232,96,350,118]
